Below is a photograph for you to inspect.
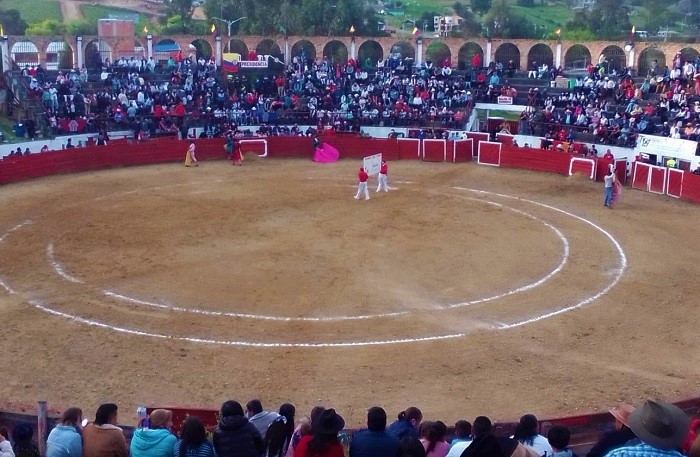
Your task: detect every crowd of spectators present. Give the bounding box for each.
[1,399,699,457]
[517,53,700,147]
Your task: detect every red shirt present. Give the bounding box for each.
[358,169,368,182]
[294,435,344,457]
[380,163,388,175]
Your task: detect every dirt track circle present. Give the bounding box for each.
[0,159,697,425]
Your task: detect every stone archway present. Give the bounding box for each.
[638,47,666,77]
[154,38,180,63]
[11,40,40,67]
[358,40,383,66]
[46,41,74,71]
[256,39,282,58]
[564,44,591,70]
[190,39,213,60]
[226,39,248,56]
[84,39,112,68]
[599,45,625,73]
[426,41,451,65]
[679,47,699,64]
[291,39,316,63]
[457,42,483,70]
[494,43,520,70]
[527,43,553,68]
[322,40,348,64]
[390,41,414,60]
[113,39,145,61]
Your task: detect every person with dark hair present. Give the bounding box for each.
[446,421,472,457]
[82,403,128,457]
[586,404,636,457]
[173,416,215,457]
[422,421,449,457]
[285,407,325,457]
[46,407,83,457]
[11,423,40,457]
[512,414,552,457]
[461,416,538,457]
[547,425,574,457]
[0,426,13,457]
[388,407,423,441]
[294,408,345,457]
[265,404,295,457]
[246,400,280,437]
[399,437,426,457]
[349,406,400,457]
[213,400,265,457]
[131,409,177,457]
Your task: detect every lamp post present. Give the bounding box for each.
[212,16,247,52]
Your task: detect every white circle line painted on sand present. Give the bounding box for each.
[45,193,569,321]
[0,221,33,294]
[453,188,628,329]
[47,242,84,284]
[27,299,465,347]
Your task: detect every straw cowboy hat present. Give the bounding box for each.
[627,400,689,451]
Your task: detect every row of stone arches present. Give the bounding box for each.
[10,38,700,74]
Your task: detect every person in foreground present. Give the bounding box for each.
[213,400,265,457]
[131,409,177,457]
[587,404,636,457]
[349,406,400,457]
[46,407,83,457]
[294,408,345,457]
[603,400,689,457]
[174,416,215,457]
[82,403,129,457]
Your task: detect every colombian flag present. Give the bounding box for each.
[222,52,241,73]
[412,27,420,37]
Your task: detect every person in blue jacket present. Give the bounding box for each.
[47,407,83,457]
[387,407,423,441]
[131,409,178,457]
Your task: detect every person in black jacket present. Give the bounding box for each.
[213,400,265,457]
[586,404,637,457]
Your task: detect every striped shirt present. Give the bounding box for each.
[604,443,685,457]
[173,440,216,457]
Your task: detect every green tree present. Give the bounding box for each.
[0,9,27,35]
[588,0,631,39]
[471,0,492,15]
[26,19,66,36]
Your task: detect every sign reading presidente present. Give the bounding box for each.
[240,60,268,68]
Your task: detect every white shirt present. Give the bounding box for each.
[512,434,553,457]
[445,440,472,457]
[604,174,615,188]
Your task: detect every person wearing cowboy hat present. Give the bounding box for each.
[586,404,636,457]
[294,409,345,457]
[602,400,689,457]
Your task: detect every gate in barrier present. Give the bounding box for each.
[477,141,502,166]
[453,139,473,163]
[632,162,668,194]
[569,157,596,179]
[422,139,447,162]
[466,133,489,157]
[666,169,683,198]
[614,159,628,184]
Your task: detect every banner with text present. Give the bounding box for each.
[635,134,698,160]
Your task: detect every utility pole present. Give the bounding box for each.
[212,16,247,51]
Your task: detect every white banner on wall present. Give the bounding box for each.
[635,134,698,161]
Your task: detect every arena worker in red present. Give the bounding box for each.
[354,167,370,201]
[377,160,389,192]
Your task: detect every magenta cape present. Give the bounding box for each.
[313,144,340,163]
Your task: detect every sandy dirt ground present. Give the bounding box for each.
[0,158,698,427]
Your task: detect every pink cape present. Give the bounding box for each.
[313,144,339,163]
[611,180,622,206]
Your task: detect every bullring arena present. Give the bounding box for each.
[0,137,698,428]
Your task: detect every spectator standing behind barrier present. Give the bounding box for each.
[445,421,472,457]
[46,407,83,457]
[377,161,389,193]
[173,416,215,457]
[0,428,14,457]
[264,404,295,457]
[547,425,575,457]
[11,423,40,457]
[603,400,689,457]
[349,407,400,457]
[586,404,636,457]
[388,407,423,442]
[293,408,345,457]
[213,400,265,457]
[82,403,129,457]
[247,400,280,437]
[131,409,177,457]
[511,414,552,457]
